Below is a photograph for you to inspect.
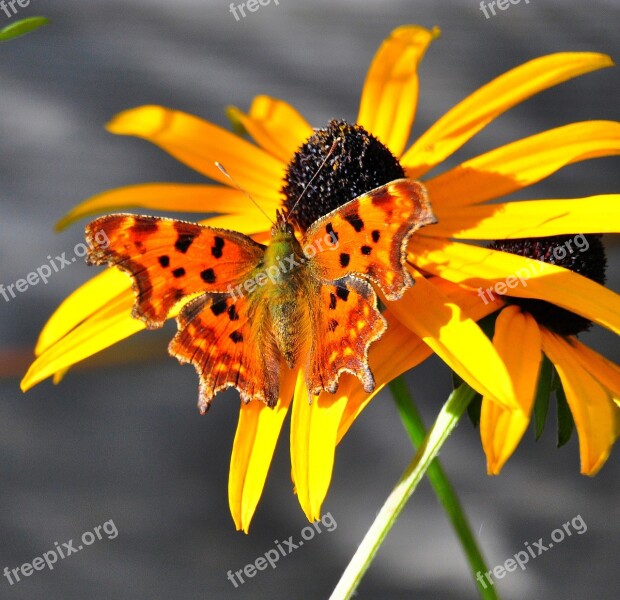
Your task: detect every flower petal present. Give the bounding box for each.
[401,52,614,177]
[33,269,131,357]
[227,96,313,163]
[107,105,284,203]
[541,330,619,475]
[480,307,542,475]
[412,237,620,336]
[290,377,349,522]
[21,287,142,391]
[428,195,620,240]
[228,367,297,533]
[566,338,620,404]
[387,273,518,410]
[55,184,278,232]
[422,121,620,208]
[357,25,440,157]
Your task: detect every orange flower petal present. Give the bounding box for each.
[428,195,620,240]
[228,367,297,533]
[21,288,142,391]
[480,307,542,475]
[412,237,620,336]
[565,338,620,405]
[422,121,620,208]
[357,25,440,157]
[387,273,518,410]
[55,184,280,232]
[227,96,313,163]
[32,269,131,358]
[290,377,349,522]
[107,105,284,204]
[541,330,619,475]
[401,52,614,177]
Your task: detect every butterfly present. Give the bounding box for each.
[85,178,436,413]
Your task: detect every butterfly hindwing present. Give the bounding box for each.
[86,214,265,327]
[303,179,436,300]
[169,292,280,412]
[306,276,387,396]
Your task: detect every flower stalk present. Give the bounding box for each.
[390,376,500,600]
[330,382,483,600]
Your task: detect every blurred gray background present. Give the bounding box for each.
[0,1,618,598]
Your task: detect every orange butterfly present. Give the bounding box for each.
[85,178,436,412]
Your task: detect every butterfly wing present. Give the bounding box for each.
[303,179,436,301]
[305,276,386,396]
[168,292,280,412]
[85,214,265,327]
[86,214,280,409]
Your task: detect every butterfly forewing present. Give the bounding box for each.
[303,179,436,300]
[86,214,265,327]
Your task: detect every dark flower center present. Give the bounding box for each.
[490,234,607,335]
[281,119,404,231]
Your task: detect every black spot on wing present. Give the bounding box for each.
[372,230,380,243]
[326,222,339,242]
[361,245,372,255]
[211,236,225,259]
[175,232,196,254]
[201,268,216,284]
[336,287,350,302]
[329,292,337,310]
[229,331,243,343]
[158,255,170,268]
[339,253,350,267]
[210,300,227,316]
[328,318,338,332]
[172,267,186,278]
[228,305,239,321]
[344,212,364,232]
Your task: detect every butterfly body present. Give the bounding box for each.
[85,178,436,412]
[243,221,315,370]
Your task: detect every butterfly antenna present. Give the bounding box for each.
[215,162,276,226]
[285,137,341,224]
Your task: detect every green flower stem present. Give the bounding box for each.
[330,382,488,600]
[389,376,499,600]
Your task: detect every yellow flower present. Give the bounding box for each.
[480,304,620,477]
[21,25,620,531]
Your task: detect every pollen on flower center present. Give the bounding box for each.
[490,234,608,336]
[281,119,405,231]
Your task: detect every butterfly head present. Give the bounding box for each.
[272,209,296,239]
